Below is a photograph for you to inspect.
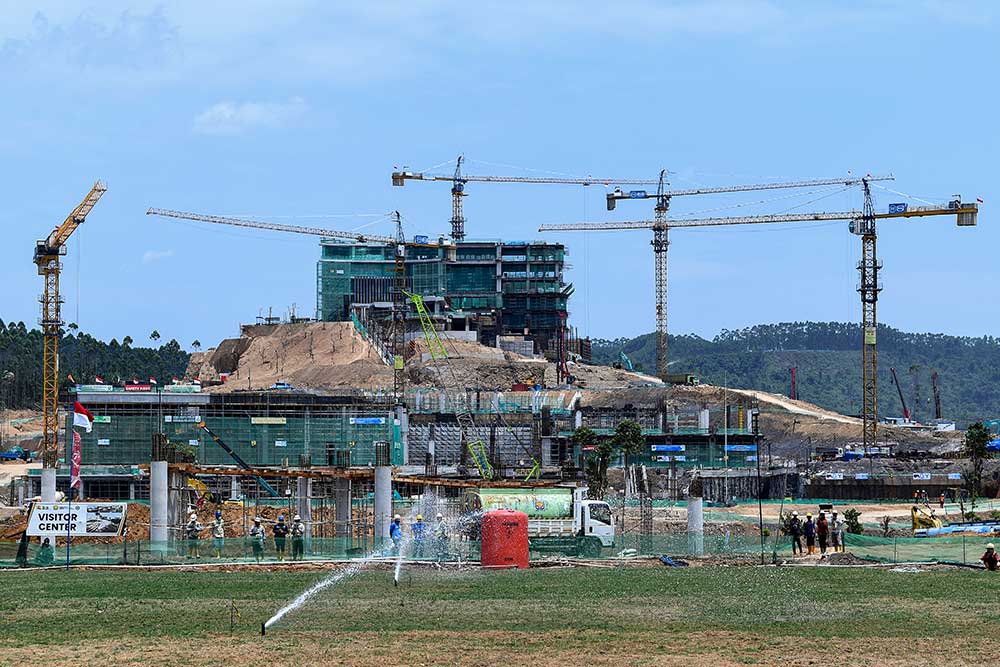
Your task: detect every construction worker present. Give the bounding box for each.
[291,515,306,561]
[272,515,289,561]
[939,493,946,509]
[434,513,448,561]
[830,512,844,553]
[389,514,403,555]
[35,537,54,566]
[982,543,999,571]
[185,512,204,558]
[816,512,830,555]
[788,511,803,556]
[803,513,816,555]
[211,510,225,559]
[412,514,426,558]
[249,517,266,563]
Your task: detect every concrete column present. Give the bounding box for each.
[335,478,352,538]
[150,461,169,546]
[687,496,704,557]
[374,465,392,542]
[427,424,436,465]
[698,409,710,433]
[40,467,57,502]
[129,481,136,501]
[230,477,241,501]
[296,477,312,539]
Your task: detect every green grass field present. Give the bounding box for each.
[1,565,996,666]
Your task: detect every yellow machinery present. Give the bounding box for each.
[911,505,944,531]
[34,182,106,468]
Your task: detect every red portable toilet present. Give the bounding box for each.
[480,509,529,569]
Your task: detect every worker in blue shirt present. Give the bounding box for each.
[412,514,426,558]
[389,514,403,555]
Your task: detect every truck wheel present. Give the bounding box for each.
[580,538,602,558]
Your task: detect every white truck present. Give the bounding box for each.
[466,485,615,557]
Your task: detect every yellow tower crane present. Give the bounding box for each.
[34,181,107,495]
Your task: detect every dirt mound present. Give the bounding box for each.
[187,322,393,392]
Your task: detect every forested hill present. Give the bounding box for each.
[590,322,1000,428]
[0,320,191,409]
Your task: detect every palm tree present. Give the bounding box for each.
[191,340,201,351]
[150,330,160,343]
[123,335,133,347]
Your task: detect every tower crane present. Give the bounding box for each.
[547,173,893,379]
[147,208,436,405]
[35,181,107,499]
[932,371,943,421]
[391,155,661,241]
[539,180,979,451]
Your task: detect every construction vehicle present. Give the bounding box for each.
[35,182,107,484]
[889,367,912,422]
[464,485,614,557]
[931,372,943,420]
[611,351,634,371]
[405,289,542,481]
[542,179,978,450]
[911,504,944,531]
[0,446,34,462]
[195,421,280,497]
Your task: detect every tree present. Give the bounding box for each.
[122,336,133,347]
[574,427,612,499]
[964,421,991,505]
[191,340,201,351]
[614,418,645,469]
[149,330,161,343]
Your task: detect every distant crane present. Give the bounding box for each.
[789,367,798,401]
[543,173,893,379]
[932,371,943,420]
[890,367,912,422]
[34,181,107,494]
[391,155,661,241]
[540,179,979,451]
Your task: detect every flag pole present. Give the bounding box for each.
[66,447,72,571]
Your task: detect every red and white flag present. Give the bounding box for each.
[171,376,180,384]
[132,377,139,384]
[193,378,202,386]
[70,431,82,491]
[94,375,105,384]
[73,401,93,433]
[67,373,76,384]
[149,377,158,385]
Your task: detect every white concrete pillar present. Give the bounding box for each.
[687,496,704,557]
[374,466,392,542]
[296,477,312,539]
[395,405,408,464]
[698,409,710,433]
[150,461,169,546]
[335,478,351,538]
[230,477,241,501]
[40,467,57,502]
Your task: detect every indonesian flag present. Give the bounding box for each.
[73,401,93,433]
[171,376,180,384]
[132,377,139,384]
[94,375,105,384]
[70,431,82,490]
[149,377,158,385]
[193,378,202,386]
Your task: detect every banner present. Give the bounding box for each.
[70,432,82,490]
[251,416,287,425]
[27,502,127,537]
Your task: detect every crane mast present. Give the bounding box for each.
[34,181,107,481]
[857,180,880,447]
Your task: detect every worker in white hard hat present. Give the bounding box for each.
[412,514,427,558]
[290,514,306,561]
[211,509,225,559]
[184,512,204,559]
[787,510,803,556]
[982,543,998,571]
[249,517,266,563]
[389,514,403,555]
[434,513,448,561]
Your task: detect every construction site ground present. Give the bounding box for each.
[2,565,995,666]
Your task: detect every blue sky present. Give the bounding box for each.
[1,1,996,350]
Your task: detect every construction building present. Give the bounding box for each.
[316,238,574,357]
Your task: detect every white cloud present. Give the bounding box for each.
[193,97,308,135]
[142,249,173,264]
